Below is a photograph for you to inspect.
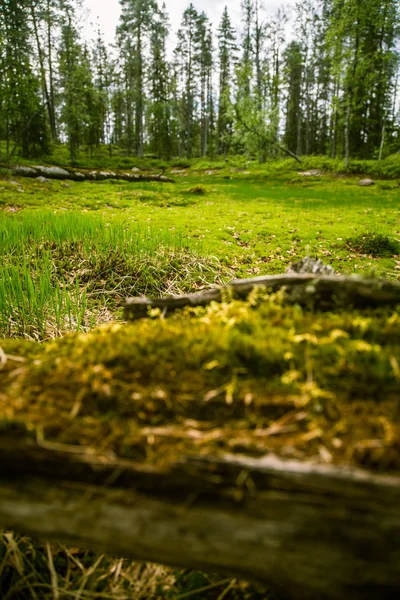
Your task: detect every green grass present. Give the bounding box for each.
[1,168,399,338]
[0,210,226,339]
[0,162,399,599]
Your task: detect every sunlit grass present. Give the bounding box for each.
[0,210,226,340]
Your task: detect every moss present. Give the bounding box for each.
[1,295,399,472]
[346,232,400,257]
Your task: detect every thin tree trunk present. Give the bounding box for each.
[378,120,385,161]
[344,100,351,169]
[47,0,57,141]
[135,27,143,158]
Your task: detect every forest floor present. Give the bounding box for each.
[0,164,399,599]
[0,166,399,338]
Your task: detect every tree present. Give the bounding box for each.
[217,7,237,159]
[0,0,50,159]
[174,3,200,159]
[197,12,214,156]
[117,0,158,157]
[29,0,59,142]
[283,41,303,156]
[148,3,172,159]
[58,5,93,162]
[327,0,400,164]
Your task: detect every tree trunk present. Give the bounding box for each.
[0,438,399,600]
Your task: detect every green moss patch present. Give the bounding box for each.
[346,232,400,257]
[2,294,399,473]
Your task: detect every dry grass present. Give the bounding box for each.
[0,533,270,599]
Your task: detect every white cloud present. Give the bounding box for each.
[83,0,288,48]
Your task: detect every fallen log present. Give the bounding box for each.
[125,273,400,319]
[10,164,175,183]
[1,436,400,600]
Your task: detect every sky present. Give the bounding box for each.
[83,0,285,48]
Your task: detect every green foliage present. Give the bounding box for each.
[346,232,400,257]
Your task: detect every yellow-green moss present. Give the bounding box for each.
[1,294,400,472]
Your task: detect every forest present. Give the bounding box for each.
[0,0,399,165]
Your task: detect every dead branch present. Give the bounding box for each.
[125,273,400,320]
[235,107,303,163]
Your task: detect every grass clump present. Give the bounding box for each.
[0,532,270,599]
[346,231,400,257]
[0,210,228,340]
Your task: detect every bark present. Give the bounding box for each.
[125,273,400,319]
[0,437,399,600]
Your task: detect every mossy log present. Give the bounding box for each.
[125,273,400,319]
[1,437,400,600]
[11,165,175,183]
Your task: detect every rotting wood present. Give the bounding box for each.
[9,164,175,183]
[0,437,399,600]
[125,273,400,319]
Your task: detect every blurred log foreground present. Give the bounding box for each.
[1,438,400,599]
[2,272,400,599]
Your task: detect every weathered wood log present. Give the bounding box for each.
[125,273,400,319]
[1,436,399,600]
[11,165,175,183]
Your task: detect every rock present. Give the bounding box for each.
[298,170,323,177]
[359,178,374,186]
[36,176,49,183]
[170,169,187,174]
[13,166,38,177]
[131,167,141,172]
[62,182,72,188]
[287,257,336,276]
[36,166,70,179]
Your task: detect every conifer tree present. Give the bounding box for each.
[148,3,172,158]
[0,0,50,159]
[117,0,158,157]
[217,7,237,158]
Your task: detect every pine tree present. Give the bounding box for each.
[217,7,237,158]
[283,41,303,155]
[174,3,200,159]
[148,3,172,159]
[0,0,50,159]
[58,5,93,163]
[117,0,158,157]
